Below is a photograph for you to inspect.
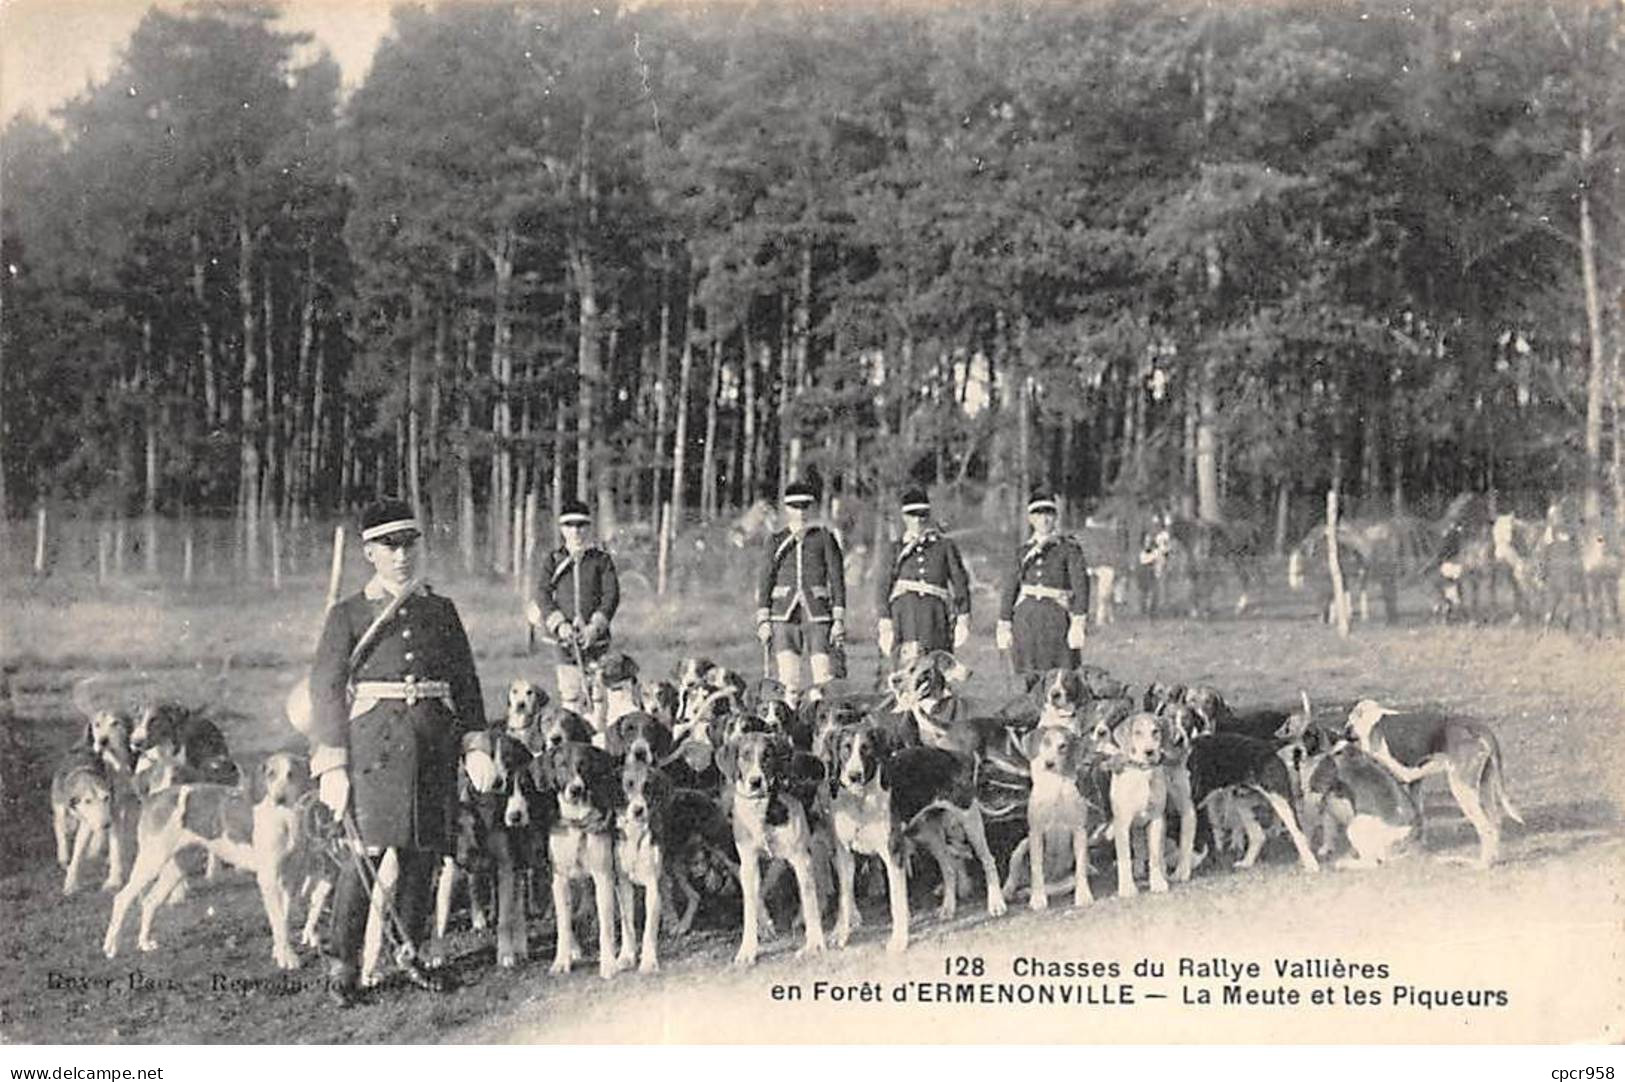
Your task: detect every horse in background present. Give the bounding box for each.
[1287,511,1433,624]
[1161,516,1265,618]
[1528,497,1621,635]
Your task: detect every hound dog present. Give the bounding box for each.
[1342,699,1523,867]
[721,731,830,965]
[1097,711,1171,897]
[1076,664,1128,701]
[51,709,137,894]
[1034,668,1089,731]
[1182,685,1303,745]
[103,752,312,969]
[532,705,598,754]
[1141,682,1187,717]
[130,703,239,786]
[1186,731,1320,873]
[596,652,645,732]
[605,711,675,769]
[658,784,740,938]
[642,679,683,729]
[1148,703,1202,883]
[613,757,674,972]
[890,652,1017,764]
[830,721,983,951]
[536,741,623,977]
[1001,723,1096,909]
[435,729,539,969]
[1307,744,1422,868]
[758,699,815,751]
[1192,691,1317,855]
[675,667,748,741]
[503,678,550,754]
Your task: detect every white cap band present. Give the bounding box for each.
[362,518,420,541]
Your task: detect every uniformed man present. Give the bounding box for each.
[755,480,846,705]
[526,499,621,726]
[306,499,485,1006]
[876,488,971,667]
[996,490,1091,686]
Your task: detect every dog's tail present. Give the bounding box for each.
[1484,739,1524,825]
[1247,784,1321,874]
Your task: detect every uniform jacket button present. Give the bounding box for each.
[402,628,412,639]
[404,651,414,662]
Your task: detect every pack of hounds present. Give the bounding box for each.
[54,655,1522,985]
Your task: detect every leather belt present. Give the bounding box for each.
[350,679,453,717]
[1018,583,1072,607]
[890,578,951,603]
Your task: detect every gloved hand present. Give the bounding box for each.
[995,620,1013,651]
[756,621,773,645]
[525,601,543,627]
[876,619,895,657]
[318,768,350,820]
[556,621,578,646]
[585,612,609,644]
[830,618,847,647]
[953,614,970,649]
[1067,615,1087,650]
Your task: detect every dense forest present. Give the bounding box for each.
[1,0,1620,572]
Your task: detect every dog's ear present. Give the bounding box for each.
[647,720,674,760]
[1020,726,1045,763]
[792,749,827,787]
[501,734,533,777]
[716,738,738,783]
[603,717,627,759]
[545,745,571,791]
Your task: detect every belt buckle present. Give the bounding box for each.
[403,677,419,706]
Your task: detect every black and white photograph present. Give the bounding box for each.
[1,0,1622,1052]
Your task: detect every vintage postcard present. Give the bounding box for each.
[1,0,1620,1050]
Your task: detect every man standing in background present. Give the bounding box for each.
[528,498,621,727]
[997,490,1091,689]
[756,479,846,705]
[876,487,971,667]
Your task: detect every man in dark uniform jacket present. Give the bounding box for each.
[755,480,846,705]
[526,499,620,726]
[996,490,1091,688]
[876,488,971,666]
[306,499,484,1006]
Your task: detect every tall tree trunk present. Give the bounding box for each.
[307,330,326,519]
[1578,117,1606,527]
[777,294,795,501]
[407,286,424,517]
[741,326,758,507]
[192,230,218,426]
[237,210,261,578]
[263,265,279,524]
[1194,30,1223,522]
[700,336,723,523]
[292,243,316,523]
[1182,374,1198,520]
[459,308,478,576]
[788,241,813,483]
[652,246,673,530]
[142,317,159,574]
[598,302,619,535]
[1016,313,1032,495]
[489,228,515,572]
[670,278,699,535]
[573,244,599,504]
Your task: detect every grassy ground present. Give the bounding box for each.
[1,561,1621,1044]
